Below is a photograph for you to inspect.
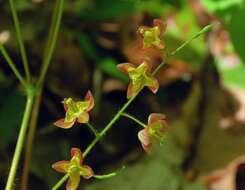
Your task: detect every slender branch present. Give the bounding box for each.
[50,23,214,190]
[37,0,65,87]
[153,24,215,76]
[121,113,147,128]
[170,24,215,56]
[83,96,136,157]
[0,44,26,87]
[86,123,98,137]
[51,174,69,190]
[43,3,58,59]
[9,0,30,82]
[21,90,42,190]
[5,95,34,190]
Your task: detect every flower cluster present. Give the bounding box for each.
[52,19,169,190]
[117,19,166,98]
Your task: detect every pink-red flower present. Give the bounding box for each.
[138,113,168,153]
[137,19,166,50]
[117,61,159,98]
[52,148,94,190]
[54,90,94,129]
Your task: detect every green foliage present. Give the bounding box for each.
[201,0,243,19]
[96,58,129,82]
[229,6,245,63]
[78,0,140,20]
[77,32,128,81]
[218,61,245,89]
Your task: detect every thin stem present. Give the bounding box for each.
[0,44,26,87]
[5,95,34,190]
[50,23,214,190]
[170,24,214,56]
[21,90,42,190]
[51,174,69,190]
[9,0,30,82]
[153,24,215,76]
[43,1,59,59]
[121,113,147,128]
[86,123,98,137]
[83,96,136,158]
[152,56,167,76]
[37,0,65,87]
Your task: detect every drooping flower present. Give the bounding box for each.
[138,113,168,153]
[52,148,94,190]
[117,61,159,98]
[137,19,166,50]
[54,90,94,129]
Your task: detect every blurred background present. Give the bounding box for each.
[1,0,245,189]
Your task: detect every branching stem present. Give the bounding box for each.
[122,113,147,128]
[50,23,215,190]
[86,123,98,137]
[0,44,26,87]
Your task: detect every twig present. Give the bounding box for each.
[9,0,31,82]
[5,95,34,190]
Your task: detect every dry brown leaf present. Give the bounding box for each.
[201,156,245,190]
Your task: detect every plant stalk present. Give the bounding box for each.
[5,95,34,190]
[20,90,42,190]
[121,113,147,128]
[51,174,69,190]
[86,123,98,137]
[37,0,65,87]
[9,0,31,82]
[0,44,26,87]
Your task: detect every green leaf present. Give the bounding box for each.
[77,32,98,60]
[229,6,245,62]
[201,0,243,12]
[217,61,245,89]
[78,0,140,20]
[96,58,129,82]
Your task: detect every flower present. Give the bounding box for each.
[52,148,94,190]
[137,113,168,153]
[117,61,159,98]
[54,90,94,129]
[137,19,166,50]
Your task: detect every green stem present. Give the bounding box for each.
[86,123,98,137]
[121,113,147,128]
[153,24,215,76]
[50,23,214,190]
[170,24,214,56]
[5,95,34,190]
[83,96,136,158]
[37,0,65,87]
[21,89,42,190]
[9,0,30,82]
[51,174,69,190]
[0,44,26,87]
